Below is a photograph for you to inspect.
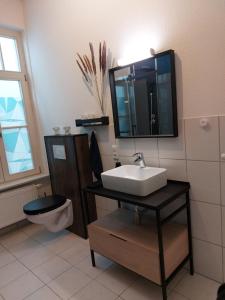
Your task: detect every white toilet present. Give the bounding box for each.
[23,195,73,232]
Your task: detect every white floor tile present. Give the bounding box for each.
[47,267,91,300]
[21,224,45,237]
[71,280,118,300]
[59,243,89,266]
[120,277,164,300]
[175,273,219,300]
[96,264,139,294]
[120,283,187,300]
[7,238,42,258]
[116,270,186,300]
[25,286,61,300]
[0,272,44,300]
[32,256,72,283]
[45,234,82,254]
[0,249,16,268]
[168,292,188,300]
[0,230,29,248]
[19,246,54,269]
[76,254,113,279]
[0,261,28,288]
[168,269,188,291]
[31,229,69,244]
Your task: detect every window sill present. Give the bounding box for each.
[0,173,50,193]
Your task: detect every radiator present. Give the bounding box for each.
[0,185,38,229]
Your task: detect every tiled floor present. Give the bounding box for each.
[0,224,220,300]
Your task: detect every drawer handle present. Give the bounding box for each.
[109,233,127,242]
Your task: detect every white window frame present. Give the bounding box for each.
[0,28,41,182]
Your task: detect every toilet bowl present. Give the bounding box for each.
[23,195,73,232]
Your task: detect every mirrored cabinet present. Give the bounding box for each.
[109,50,178,138]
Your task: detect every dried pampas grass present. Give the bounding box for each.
[76,41,112,115]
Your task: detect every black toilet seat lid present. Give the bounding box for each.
[23,195,67,215]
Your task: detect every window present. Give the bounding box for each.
[0,28,40,182]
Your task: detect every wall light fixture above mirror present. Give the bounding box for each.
[109,50,178,138]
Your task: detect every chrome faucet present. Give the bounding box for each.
[133,152,146,168]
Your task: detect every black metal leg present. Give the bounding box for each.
[90,249,96,267]
[118,201,121,208]
[156,210,167,300]
[186,191,194,275]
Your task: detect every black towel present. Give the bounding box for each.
[90,131,103,181]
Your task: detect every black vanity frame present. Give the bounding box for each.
[109,50,178,138]
[83,180,194,300]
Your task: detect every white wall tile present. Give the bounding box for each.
[95,196,103,209]
[95,196,110,210]
[158,120,186,159]
[187,160,220,204]
[97,197,118,212]
[101,209,111,217]
[193,238,223,282]
[159,159,187,181]
[135,138,158,158]
[107,201,119,212]
[96,206,101,218]
[191,201,221,245]
[221,207,225,247]
[161,197,186,224]
[101,155,114,171]
[222,248,225,282]
[219,116,225,160]
[116,139,135,156]
[221,162,225,206]
[96,125,116,156]
[185,116,219,161]
[119,156,135,165]
[144,156,160,167]
[120,155,159,167]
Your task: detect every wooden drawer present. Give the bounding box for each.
[88,209,188,284]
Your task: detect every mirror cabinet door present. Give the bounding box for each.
[110,50,177,138]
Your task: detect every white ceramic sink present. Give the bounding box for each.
[101,165,167,196]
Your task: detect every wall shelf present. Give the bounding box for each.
[75,116,109,127]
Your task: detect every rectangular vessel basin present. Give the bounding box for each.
[101,165,167,196]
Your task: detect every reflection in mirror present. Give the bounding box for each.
[109,50,178,138]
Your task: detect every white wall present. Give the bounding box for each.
[23,0,225,283]
[0,0,24,30]
[23,0,225,135]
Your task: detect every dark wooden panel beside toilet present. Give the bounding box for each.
[44,134,97,238]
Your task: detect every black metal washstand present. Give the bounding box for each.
[83,180,194,300]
